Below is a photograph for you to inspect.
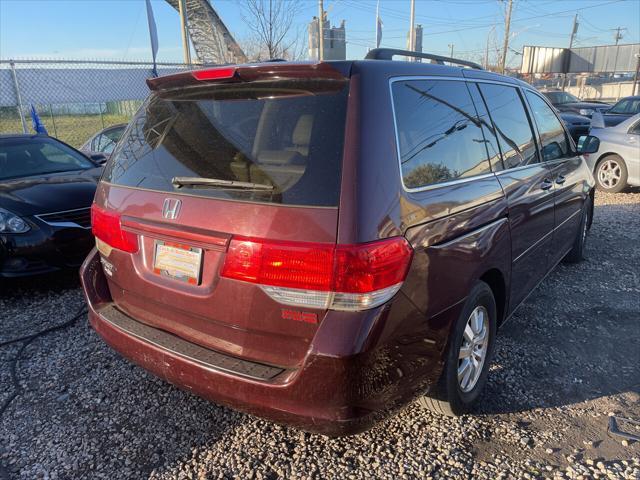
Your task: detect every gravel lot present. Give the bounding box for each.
[1,190,639,480]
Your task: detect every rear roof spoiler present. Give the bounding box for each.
[365,48,483,70]
[147,62,347,91]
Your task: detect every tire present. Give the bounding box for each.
[564,195,592,264]
[417,281,497,417]
[595,155,628,193]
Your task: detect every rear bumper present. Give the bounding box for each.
[80,249,447,436]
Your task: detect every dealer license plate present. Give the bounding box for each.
[153,241,202,285]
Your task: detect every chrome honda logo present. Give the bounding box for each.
[162,198,181,220]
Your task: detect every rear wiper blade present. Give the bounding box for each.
[172,176,274,191]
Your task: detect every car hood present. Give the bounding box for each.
[0,167,101,216]
[559,112,590,124]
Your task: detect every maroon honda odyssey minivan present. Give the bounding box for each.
[80,49,598,435]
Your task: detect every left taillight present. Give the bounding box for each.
[91,204,138,253]
[221,236,413,311]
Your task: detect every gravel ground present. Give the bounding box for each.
[1,190,639,480]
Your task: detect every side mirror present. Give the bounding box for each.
[577,135,600,154]
[89,153,108,164]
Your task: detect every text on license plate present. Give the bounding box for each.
[153,241,202,285]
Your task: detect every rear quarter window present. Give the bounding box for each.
[104,80,348,207]
[391,79,492,190]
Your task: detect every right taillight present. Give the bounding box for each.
[221,236,413,311]
[91,204,138,253]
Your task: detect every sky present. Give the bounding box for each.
[0,0,639,68]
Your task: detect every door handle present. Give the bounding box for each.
[556,175,566,185]
[540,179,553,191]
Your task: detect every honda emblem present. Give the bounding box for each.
[162,198,181,220]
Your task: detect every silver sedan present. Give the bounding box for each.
[588,112,640,192]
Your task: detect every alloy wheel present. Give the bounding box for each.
[458,306,490,393]
[598,159,621,189]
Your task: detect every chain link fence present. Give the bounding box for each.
[0,59,195,148]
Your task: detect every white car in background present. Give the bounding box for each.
[80,123,126,160]
[588,112,640,192]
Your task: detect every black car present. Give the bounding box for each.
[600,95,640,127]
[0,134,101,277]
[542,90,610,117]
[558,111,591,143]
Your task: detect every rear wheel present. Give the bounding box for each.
[595,155,628,193]
[418,281,497,416]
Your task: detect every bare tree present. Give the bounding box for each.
[240,0,305,61]
[238,35,266,62]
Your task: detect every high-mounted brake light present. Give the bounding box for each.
[147,63,347,91]
[192,67,237,81]
[91,204,139,253]
[221,237,413,311]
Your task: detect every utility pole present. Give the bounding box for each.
[562,13,579,91]
[375,0,381,49]
[633,53,640,96]
[568,14,578,49]
[178,0,191,65]
[408,0,416,59]
[610,27,626,79]
[613,26,626,45]
[318,0,324,61]
[500,0,513,74]
[9,61,27,133]
[448,44,454,57]
[484,25,494,70]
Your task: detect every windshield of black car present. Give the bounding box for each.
[547,92,579,104]
[0,137,95,180]
[608,98,640,114]
[103,79,349,207]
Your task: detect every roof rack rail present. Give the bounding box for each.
[365,48,483,70]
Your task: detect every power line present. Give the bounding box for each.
[344,0,631,56]
[122,1,145,61]
[580,14,613,33]
[511,0,627,23]
[340,0,505,26]
[342,0,628,39]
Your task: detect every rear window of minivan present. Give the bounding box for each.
[391,79,492,189]
[103,80,349,207]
